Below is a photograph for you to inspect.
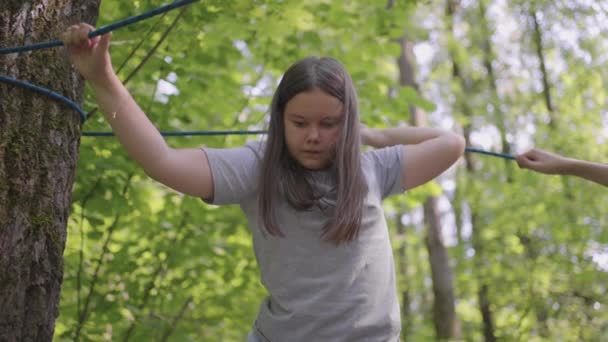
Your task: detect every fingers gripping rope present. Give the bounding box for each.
[0,0,199,123]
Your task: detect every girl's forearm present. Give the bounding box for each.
[364,126,458,148]
[90,74,171,178]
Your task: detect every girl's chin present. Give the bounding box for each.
[297,158,333,171]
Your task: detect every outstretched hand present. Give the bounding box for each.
[516,148,568,175]
[62,23,113,84]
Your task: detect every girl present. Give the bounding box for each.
[63,23,465,341]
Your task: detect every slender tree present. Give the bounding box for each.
[445,0,497,340]
[398,34,461,339]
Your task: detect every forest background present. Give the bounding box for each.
[2,0,607,341]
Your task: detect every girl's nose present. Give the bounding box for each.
[307,127,320,142]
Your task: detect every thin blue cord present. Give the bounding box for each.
[0,0,199,55]
[82,130,515,160]
[0,77,514,160]
[0,74,514,161]
[83,130,268,137]
[0,76,517,161]
[0,75,87,122]
[465,147,515,160]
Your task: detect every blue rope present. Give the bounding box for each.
[0,73,514,161]
[464,147,515,160]
[83,130,267,137]
[0,72,518,161]
[0,75,87,122]
[82,130,515,160]
[0,76,515,160]
[0,0,199,55]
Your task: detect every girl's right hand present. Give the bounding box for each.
[62,23,114,85]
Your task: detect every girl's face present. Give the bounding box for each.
[283,88,344,170]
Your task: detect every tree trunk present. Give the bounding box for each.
[423,197,460,339]
[445,1,496,340]
[526,7,568,337]
[0,1,100,340]
[395,215,411,340]
[398,36,460,340]
[530,8,555,125]
[478,0,512,173]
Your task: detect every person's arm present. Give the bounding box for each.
[63,23,213,198]
[361,125,465,190]
[516,148,608,186]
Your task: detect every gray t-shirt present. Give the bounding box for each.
[204,141,404,342]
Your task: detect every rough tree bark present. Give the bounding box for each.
[0,1,100,340]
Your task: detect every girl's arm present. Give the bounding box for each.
[517,149,608,186]
[362,125,465,190]
[64,24,214,199]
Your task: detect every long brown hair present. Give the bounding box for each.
[257,57,368,244]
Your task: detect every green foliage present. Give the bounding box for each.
[55,0,608,341]
[57,0,420,341]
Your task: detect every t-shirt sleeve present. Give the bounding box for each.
[364,145,405,199]
[201,141,262,205]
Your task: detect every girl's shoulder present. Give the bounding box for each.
[245,139,266,159]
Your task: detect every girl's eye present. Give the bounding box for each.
[294,122,306,127]
[321,121,336,128]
